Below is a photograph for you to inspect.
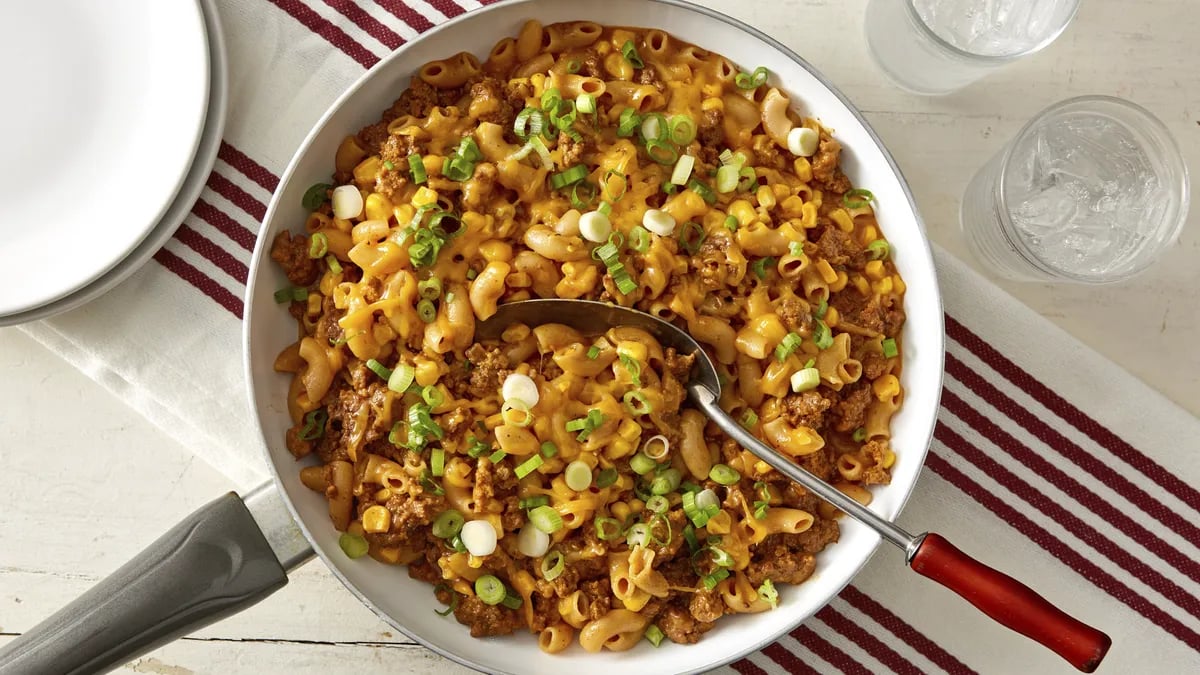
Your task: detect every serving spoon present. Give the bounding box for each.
[479,299,1111,672]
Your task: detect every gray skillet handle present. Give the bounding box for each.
[0,492,289,675]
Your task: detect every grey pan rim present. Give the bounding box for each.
[0,0,229,327]
[243,1,946,673]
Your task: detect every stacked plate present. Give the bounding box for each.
[0,0,228,326]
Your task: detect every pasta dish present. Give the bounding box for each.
[270,20,905,653]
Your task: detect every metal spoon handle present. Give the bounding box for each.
[688,384,919,554]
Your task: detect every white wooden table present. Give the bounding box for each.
[1,0,1196,673]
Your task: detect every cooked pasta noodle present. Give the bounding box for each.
[270,22,905,653]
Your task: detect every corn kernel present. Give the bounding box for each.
[730,199,757,226]
[800,202,818,229]
[530,72,546,94]
[611,501,632,522]
[860,225,879,245]
[468,555,483,569]
[830,270,849,292]
[780,195,805,218]
[479,239,513,262]
[353,156,381,187]
[793,156,813,183]
[362,505,391,533]
[814,259,838,284]
[873,374,900,401]
[754,460,771,476]
[872,277,894,295]
[851,274,871,296]
[415,358,441,386]
[755,185,777,210]
[892,275,906,294]
[607,439,633,458]
[412,186,439,207]
[618,418,642,442]
[865,260,886,280]
[365,193,393,222]
[392,204,415,225]
[306,292,323,316]
[824,305,840,328]
[373,488,392,502]
[831,208,854,233]
[701,96,724,113]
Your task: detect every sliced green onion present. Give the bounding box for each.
[388,421,404,447]
[430,447,446,476]
[661,180,678,195]
[867,239,891,260]
[474,574,506,605]
[467,436,490,458]
[449,534,466,552]
[530,505,564,533]
[687,177,717,204]
[843,188,875,209]
[682,490,709,528]
[540,441,559,458]
[670,154,695,186]
[611,264,638,295]
[758,579,779,609]
[709,463,740,486]
[723,215,739,232]
[576,92,596,113]
[366,358,393,381]
[621,39,644,69]
[645,495,669,514]
[595,467,619,489]
[274,286,308,304]
[586,345,601,360]
[754,500,770,520]
[751,256,776,280]
[466,268,478,280]
[623,390,653,415]
[406,153,426,184]
[487,448,507,464]
[499,591,522,610]
[501,399,534,427]
[882,337,899,358]
[789,240,805,257]
[325,254,342,274]
[594,516,621,540]
[702,568,730,590]
[650,467,682,496]
[298,409,328,441]
[618,354,642,387]
[790,367,821,393]
[715,164,740,193]
[432,510,464,538]
[775,332,803,362]
[513,107,544,140]
[710,546,734,568]
[381,364,412,395]
[617,108,641,137]
[804,357,817,369]
[520,495,550,509]
[601,169,627,203]
[852,427,867,442]
[541,549,566,580]
[308,232,329,259]
[738,166,758,191]
[678,221,706,255]
[815,297,828,319]
[541,87,562,112]
[813,318,834,350]
[645,139,678,165]
[515,454,544,479]
[456,137,482,162]
[302,183,333,211]
[418,277,442,300]
[630,452,656,476]
[549,99,578,131]
[626,522,651,548]
[734,66,769,90]
[414,298,437,323]
[683,524,699,552]
[668,114,697,145]
[566,59,581,74]
[644,624,665,647]
[530,136,554,169]
[569,181,597,210]
[564,460,592,491]
[551,165,588,189]
[338,532,369,559]
[433,583,459,616]
[629,225,651,253]
[740,409,759,430]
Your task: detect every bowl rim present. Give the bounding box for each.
[244,1,945,672]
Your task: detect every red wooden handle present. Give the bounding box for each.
[910,533,1111,672]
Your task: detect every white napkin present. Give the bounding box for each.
[19,0,1200,672]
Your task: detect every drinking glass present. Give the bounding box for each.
[864,0,1080,95]
[960,96,1189,283]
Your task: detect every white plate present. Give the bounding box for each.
[246,1,945,674]
[0,0,227,328]
[0,0,209,316]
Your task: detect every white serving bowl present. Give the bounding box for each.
[245,2,944,673]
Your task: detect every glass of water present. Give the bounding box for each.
[961,96,1189,283]
[864,0,1080,95]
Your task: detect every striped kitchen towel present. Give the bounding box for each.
[18,0,1200,673]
